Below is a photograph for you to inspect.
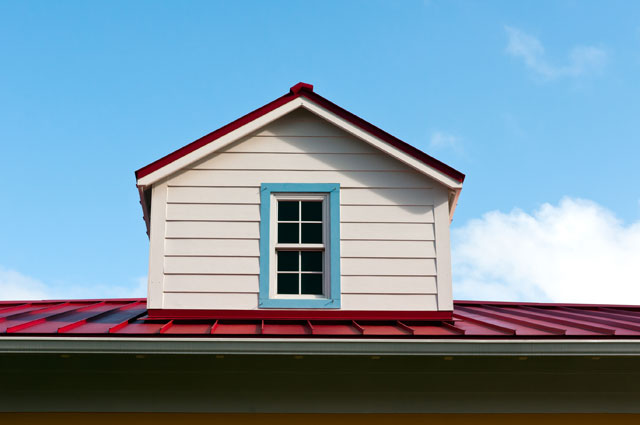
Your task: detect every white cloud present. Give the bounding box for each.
[452,197,640,304]
[505,26,607,79]
[0,267,50,301]
[0,267,147,301]
[429,131,462,153]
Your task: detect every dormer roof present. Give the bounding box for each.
[134,83,465,232]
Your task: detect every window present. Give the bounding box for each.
[259,183,341,309]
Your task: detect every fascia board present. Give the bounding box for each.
[2,337,640,356]
[299,98,463,190]
[136,98,304,187]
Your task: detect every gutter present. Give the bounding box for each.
[2,337,640,356]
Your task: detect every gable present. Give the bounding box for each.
[136,84,464,190]
[189,109,436,181]
[136,83,464,237]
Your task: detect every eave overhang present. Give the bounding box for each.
[2,337,640,357]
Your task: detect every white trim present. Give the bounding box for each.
[147,182,168,309]
[449,188,462,223]
[433,186,453,311]
[136,97,463,191]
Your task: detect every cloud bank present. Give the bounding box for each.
[452,197,640,304]
[0,267,147,301]
[505,26,607,79]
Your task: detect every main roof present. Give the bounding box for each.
[2,299,640,338]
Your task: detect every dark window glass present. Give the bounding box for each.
[277,251,298,271]
[301,201,322,221]
[278,201,299,221]
[301,274,323,295]
[301,251,322,272]
[277,274,299,294]
[278,223,299,243]
[301,223,322,244]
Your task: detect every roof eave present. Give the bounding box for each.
[2,337,640,356]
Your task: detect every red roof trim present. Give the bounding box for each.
[135,82,465,184]
[147,308,453,321]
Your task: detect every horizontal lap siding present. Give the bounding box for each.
[341,240,435,258]
[342,258,436,276]
[225,135,372,153]
[341,188,434,206]
[342,276,437,294]
[192,153,409,171]
[342,294,438,310]
[164,257,259,275]
[342,205,433,223]
[166,221,259,238]
[159,110,443,310]
[165,239,259,256]
[164,275,258,293]
[168,170,432,188]
[167,186,434,205]
[166,204,259,221]
[163,293,259,310]
[342,223,434,241]
[168,187,261,204]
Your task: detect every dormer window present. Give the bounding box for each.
[259,183,341,308]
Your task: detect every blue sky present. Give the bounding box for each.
[1,1,639,302]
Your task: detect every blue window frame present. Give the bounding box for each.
[259,183,341,309]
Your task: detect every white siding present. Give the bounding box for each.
[151,109,451,311]
[165,239,259,256]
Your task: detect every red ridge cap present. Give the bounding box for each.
[290,82,314,94]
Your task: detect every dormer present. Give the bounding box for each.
[136,83,464,320]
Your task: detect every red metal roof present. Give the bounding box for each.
[2,299,640,338]
[135,82,465,183]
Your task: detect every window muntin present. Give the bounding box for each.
[274,196,327,297]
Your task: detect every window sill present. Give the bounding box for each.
[258,298,341,309]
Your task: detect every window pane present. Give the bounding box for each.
[277,251,298,271]
[277,273,299,294]
[301,251,322,272]
[278,223,299,243]
[278,201,299,221]
[301,223,322,244]
[301,274,323,295]
[301,201,322,221]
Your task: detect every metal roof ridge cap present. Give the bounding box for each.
[290,82,314,94]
